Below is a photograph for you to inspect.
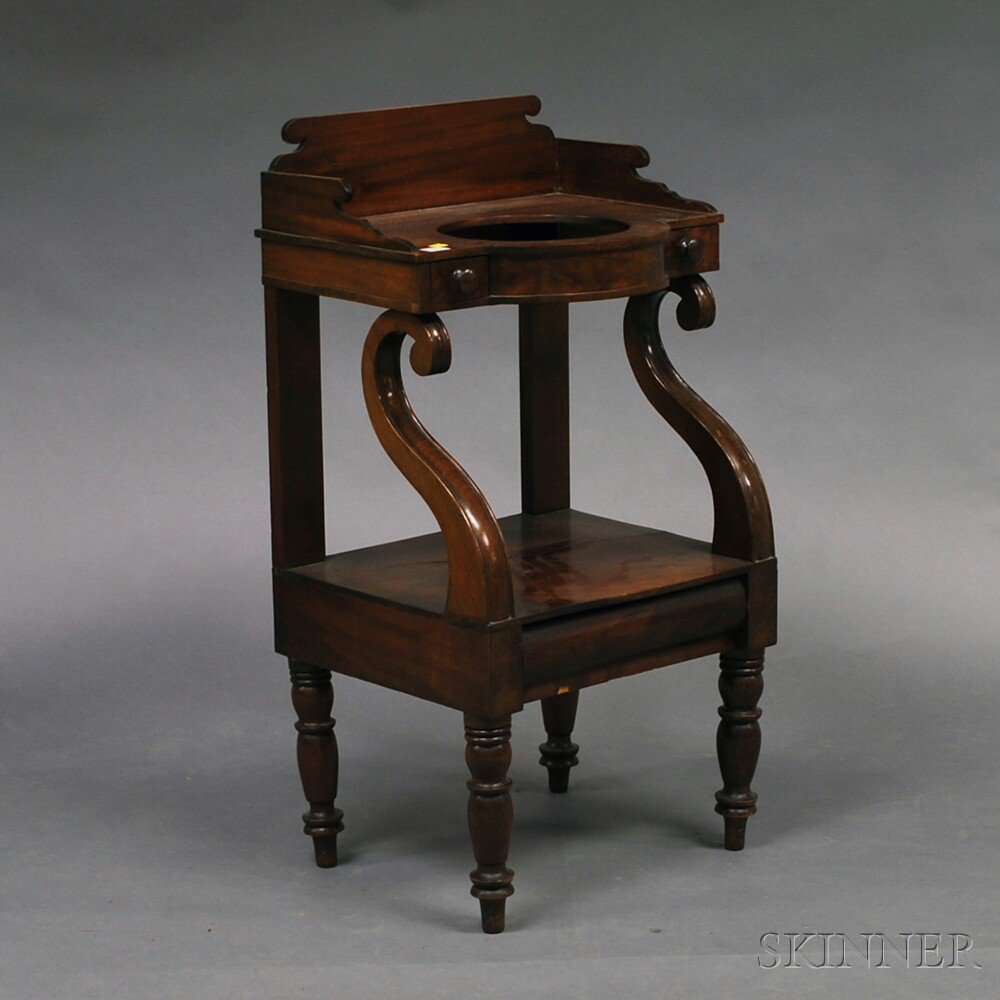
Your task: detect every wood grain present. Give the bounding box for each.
[261,172,416,251]
[274,573,524,717]
[522,578,746,686]
[539,690,579,793]
[265,287,324,568]
[361,310,515,623]
[624,287,775,561]
[519,303,570,514]
[556,137,718,214]
[290,509,752,625]
[289,661,343,867]
[715,649,764,850]
[366,192,719,261]
[271,95,556,216]
[464,715,515,933]
[259,96,724,311]
[260,97,779,933]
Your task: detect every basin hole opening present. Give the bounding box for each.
[439,215,630,242]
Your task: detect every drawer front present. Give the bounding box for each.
[489,244,667,301]
[664,224,719,276]
[428,256,490,310]
[522,578,747,689]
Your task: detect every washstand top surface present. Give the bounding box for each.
[258,96,722,307]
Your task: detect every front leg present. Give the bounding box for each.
[289,660,344,867]
[715,649,764,850]
[464,715,514,933]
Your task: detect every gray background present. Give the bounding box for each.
[2,1,997,997]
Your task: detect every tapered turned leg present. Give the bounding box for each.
[539,690,580,793]
[464,715,514,933]
[715,649,764,850]
[289,660,343,867]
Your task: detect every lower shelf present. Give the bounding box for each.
[275,509,773,712]
[289,508,752,625]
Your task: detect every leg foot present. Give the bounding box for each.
[723,816,747,852]
[311,836,339,868]
[539,690,579,793]
[290,660,344,867]
[478,897,507,934]
[465,715,514,933]
[715,649,763,850]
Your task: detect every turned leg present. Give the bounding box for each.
[464,715,514,933]
[715,648,764,850]
[539,690,580,793]
[289,660,344,867]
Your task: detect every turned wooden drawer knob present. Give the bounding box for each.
[449,268,479,295]
[678,236,704,264]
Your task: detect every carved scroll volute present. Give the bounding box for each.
[362,311,515,623]
[624,281,774,561]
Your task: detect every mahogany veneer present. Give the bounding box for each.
[289,510,751,622]
[259,96,777,933]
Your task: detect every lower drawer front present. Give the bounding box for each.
[522,579,746,687]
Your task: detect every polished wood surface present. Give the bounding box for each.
[289,509,753,624]
[259,196,718,309]
[539,690,580,793]
[518,302,570,515]
[715,649,765,851]
[364,192,719,260]
[625,284,774,561]
[270,95,556,216]
[289,661,343,867]
[267,94,715,222]
[555,137,717,213]
[275,573,523,717]
[361,309,514,623]
[265,287,324,568]
[258,96,721,311]
[521,578,747,687]
[464,715,515,934]
[260,97,777,933]
[524,634,736,705]
[518,300,579,796]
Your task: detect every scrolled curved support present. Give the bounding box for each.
[671,274,717,331]
[362,310,515,623]
[624,284,774,561]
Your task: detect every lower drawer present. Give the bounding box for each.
[521,578,747,688]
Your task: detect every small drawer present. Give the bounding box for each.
[489,244,666,300]
[428,257,490,309]
[521,578,747,689]
[665,225,719,276]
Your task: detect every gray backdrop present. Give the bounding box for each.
[2,1,997,997]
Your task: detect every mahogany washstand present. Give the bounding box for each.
[257,96,777,933]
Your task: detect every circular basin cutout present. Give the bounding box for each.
[439,215,629,243]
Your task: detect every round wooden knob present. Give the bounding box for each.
[678,237,703,263]
[449,268,478,295]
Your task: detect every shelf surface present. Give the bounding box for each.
[288,509,751,625]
